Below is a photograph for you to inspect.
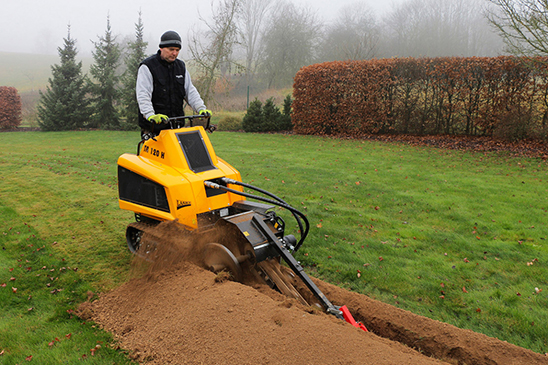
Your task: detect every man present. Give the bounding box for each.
[136,30,211,135]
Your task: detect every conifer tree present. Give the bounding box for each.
[262,97,282,131]
[242,98,264,132]
[280,94,293,130]
[89,15,121,129]
[37,25,91,131]
[120,11,148,130]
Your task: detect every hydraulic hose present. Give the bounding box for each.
[204,180,309,252]
[221,178,306,246]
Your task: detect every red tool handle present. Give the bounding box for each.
[340,305,368,332]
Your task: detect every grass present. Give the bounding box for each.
[0,130,547,363]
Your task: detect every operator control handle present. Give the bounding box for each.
[166,114,213,132]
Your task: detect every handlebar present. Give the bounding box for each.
[138,114,215,155]
[166,114,212,131]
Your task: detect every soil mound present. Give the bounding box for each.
[80,222,548,365]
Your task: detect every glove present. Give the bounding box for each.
[148,114,169,124]
[199,109,212,117]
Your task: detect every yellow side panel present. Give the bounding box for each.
[118,153,199,228]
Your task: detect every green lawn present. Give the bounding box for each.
[0,130,547,363]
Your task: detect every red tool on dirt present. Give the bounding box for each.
[117,115,367,331]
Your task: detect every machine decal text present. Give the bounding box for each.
[143,145,165,159]
[177,200,192,209]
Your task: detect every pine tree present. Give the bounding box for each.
[242,98,264,132]
[120,11,148,130]
[89,15,121,130]
[280,94,293,130]
[37,25,91,131]
[262,97,282,131]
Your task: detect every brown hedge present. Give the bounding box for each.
[0,86,22,129]
[292,57,548,141]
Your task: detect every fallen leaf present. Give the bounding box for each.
[462,286,468,293]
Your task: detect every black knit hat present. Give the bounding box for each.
[159,31,182,49]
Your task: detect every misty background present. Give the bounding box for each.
[1,0,504,57]
[1,0,509,117]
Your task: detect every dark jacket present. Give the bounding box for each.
[138,51,186,131]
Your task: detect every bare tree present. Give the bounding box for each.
[259,2,323,88]
[487,0,548,56]
[187,0,242,105]
[237,0,274,86]
[382,0,503,57]
[320,3,379,61]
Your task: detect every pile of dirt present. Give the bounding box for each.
[79,222,548,365]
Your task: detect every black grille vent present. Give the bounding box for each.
[118,166,170,212]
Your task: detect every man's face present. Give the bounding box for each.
[160,47,180,63]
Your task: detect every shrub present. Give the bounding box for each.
[242,96,293,133]
[292,57,548,141]
[217,116,242,131]
[280,94,293,131]
[242,99,265,132]
[0,86,22,130]
[262,97,283,131]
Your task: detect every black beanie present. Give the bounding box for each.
[159,31,182,49]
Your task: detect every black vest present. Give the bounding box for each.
[138,51,186,130]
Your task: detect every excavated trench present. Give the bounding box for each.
[79,221,548,365]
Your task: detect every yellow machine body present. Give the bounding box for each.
[117,126,244,229]
[116,119,368,330]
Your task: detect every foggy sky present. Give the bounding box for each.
[1,0,403,56]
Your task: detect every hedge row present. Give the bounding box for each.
[0,86,22,130]
[292,57,548,141]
